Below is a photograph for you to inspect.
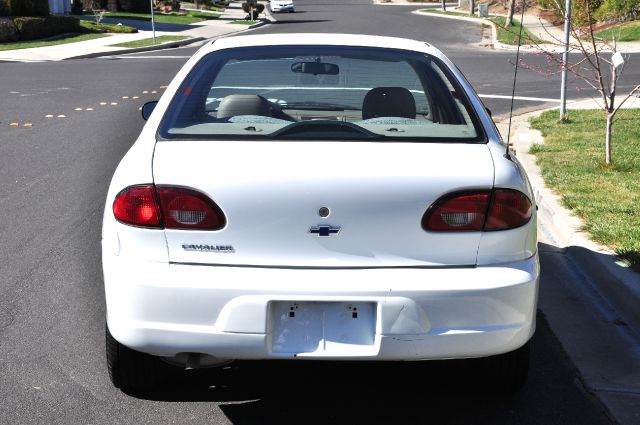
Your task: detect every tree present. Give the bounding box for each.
[506,0,516,26]
[513,0,640,165]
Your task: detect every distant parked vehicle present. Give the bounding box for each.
[269,0,295,13]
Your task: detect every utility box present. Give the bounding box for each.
[477,3,489,17]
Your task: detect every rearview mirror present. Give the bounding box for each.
[291,61,339,75]
[141,101,158,121]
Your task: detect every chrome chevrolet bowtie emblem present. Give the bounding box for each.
[309,225,340,237]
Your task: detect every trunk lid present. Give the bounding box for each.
[152,141,494,267]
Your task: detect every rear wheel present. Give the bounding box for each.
[105,324,165,393]
[477,341,531,393]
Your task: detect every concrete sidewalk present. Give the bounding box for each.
[409,3,640,53]
[0,2,269,62]
[496,100,640,425]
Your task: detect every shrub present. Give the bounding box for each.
[0,17,18,41]
[7,0,50,16]
[538,0,604,27]
[121,0,152,13]
[13,16,80,40]
[71,0,84,14]
[596,0,640,22]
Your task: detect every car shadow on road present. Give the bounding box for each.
[123,314,611,424]
[272,19,332,25]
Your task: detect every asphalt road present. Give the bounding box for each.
[0,0,629,423]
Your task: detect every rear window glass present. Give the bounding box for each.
[158,45,484,142]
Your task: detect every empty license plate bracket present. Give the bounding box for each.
[271,301,376,356]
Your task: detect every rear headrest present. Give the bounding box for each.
[362,87,416,120]
[217,94,273,119]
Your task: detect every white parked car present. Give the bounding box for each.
[103,33,539,393]
[269,0,295,13]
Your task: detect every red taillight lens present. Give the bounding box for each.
[113,185,162,228]
[157,186,226,230]
[422,189,532,232]
[485,189,533,231]
[422,191,491,231]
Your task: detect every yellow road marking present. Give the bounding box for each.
[160,85,168,89]
[132,96,140,99]
[122,96,129,99]
[45,115,53,118]
[23,123,33,127]
[151,90,157,94]
[75,108,83,111]
[143,90,149,94]
[10,122,19,127]
[100,102,107,105]
[86,108,94,111]
[110,102,118,105]
[57,115,66,118]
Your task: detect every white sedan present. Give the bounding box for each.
[103,33,539,393]
[269,0,295,13]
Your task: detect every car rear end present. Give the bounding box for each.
[270,0,294,12]
[102,34,538,391]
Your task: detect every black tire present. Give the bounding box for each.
[478,340,531,393]
[105,324,165,393]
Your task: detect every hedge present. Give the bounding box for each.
[13,16,81,40]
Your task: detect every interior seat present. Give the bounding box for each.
[361,87,416,120]
[217,94,292,121]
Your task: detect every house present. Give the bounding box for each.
[49,0,71,14]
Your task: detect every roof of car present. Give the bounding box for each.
[208,33,435,55]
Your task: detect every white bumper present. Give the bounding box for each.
[104,255,539,360]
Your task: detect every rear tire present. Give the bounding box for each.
[105,324,165,393]
[478,340,530,393]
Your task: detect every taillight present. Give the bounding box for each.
[422,191,490,231]
[422,189,532,232]
[485,189,533,230]
[113,185,162,228]
[156,186,226,230]
[113,185,226,230]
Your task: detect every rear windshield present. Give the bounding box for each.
[158,45,484,142]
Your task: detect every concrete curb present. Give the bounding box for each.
[500,108,640,332]
[412,10,538,51]
[64,16,269,61]
[66,36,206,60]
[413,9,640,53]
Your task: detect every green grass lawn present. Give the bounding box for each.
[490,16,541,44]
[529,109,640,271]
[109,35,190,48]
[104,10,219,24]
[420,9,469,17]
[595,20,640,42]
[0,33,106,51]
[80,20,137,33]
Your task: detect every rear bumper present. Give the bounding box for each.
[104,255,539,360]
[270,5,294,12]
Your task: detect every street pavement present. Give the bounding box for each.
[1,0,639,423]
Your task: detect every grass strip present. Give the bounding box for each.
[0,33,106,51]
[108,35,190,48]
[529,109,640,271]
[80,20,137,33]
[420,9,469,17]
[490,16,541,44]
[181,2,225,12]
[419,10,541,44]
[104,11,219,24]
[595,20,640,42]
